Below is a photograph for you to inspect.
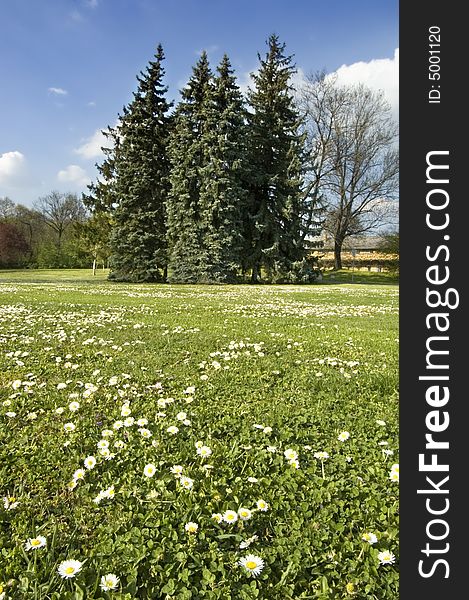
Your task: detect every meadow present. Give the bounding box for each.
[0,271,398,599]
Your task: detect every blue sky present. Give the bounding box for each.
[0,0,398,207]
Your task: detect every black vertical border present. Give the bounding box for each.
[400,2,465,598]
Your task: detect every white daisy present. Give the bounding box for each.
[24,535,47,551]
[185,521,198,533]
[99,448,113,459]
[179,476,194,490]
[362,532,378,545]
[121,404,131,417]
[100,573,120,591]
[102,485,115,499]
[256,499,269,512]
[284,448,298,461]
[84,456,96,470]
[338,431,350,442]
[239,554,265,577]
[378,550,396,565]
[314,451,329,460]
[58,559,83,578]
[167,425,179,434]
[238,507,252,521]
[93,491,105,504]
[73,469,86,481]
[170,465,183,477]
[64,423,75,432]
[3,496,20,510]
[196,445,212,458]
[143,463,156,478]
[223,510,238,524]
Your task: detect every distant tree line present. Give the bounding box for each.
[0,192,91,269]
[1,36,398,279]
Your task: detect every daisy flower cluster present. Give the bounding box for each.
[0,282,399,597]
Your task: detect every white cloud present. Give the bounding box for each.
[85,0,99,7]
[48,87,68,96]
[57,165,90,187]
[0,151,27,186]
[331,49,399,120]
[75,128,108,159]
[236,50,399,120]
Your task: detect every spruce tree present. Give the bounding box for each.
[244,35,305,282]
[109,44,172,282]
[199,54,247,282]
[166,52,213,283]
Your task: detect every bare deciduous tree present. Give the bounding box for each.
[299,74,398,269]
[35,191,87,251]
[0,196,16,221]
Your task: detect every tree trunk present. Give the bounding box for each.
[163,266,168,282]
[251,264,259,283]
[334,239,343,270]
[92,258,97,275]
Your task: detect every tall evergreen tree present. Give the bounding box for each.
[244,35,306,282]
[199,54,247,282]
[108,44,173,282]
[166,52,213,283]
[167,52,248,283]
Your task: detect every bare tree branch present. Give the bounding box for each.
[34,191,87,251]
[299,74,398,268]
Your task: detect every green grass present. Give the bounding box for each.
[0,269,111,283]
[321,269,399,285]
[0,272,398,599]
